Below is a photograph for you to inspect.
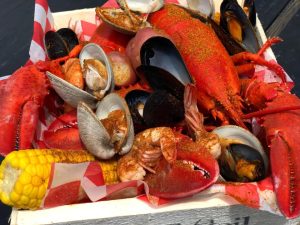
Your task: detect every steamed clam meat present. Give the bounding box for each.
[83,58,108,99]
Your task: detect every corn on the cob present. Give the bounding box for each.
[0,149,97,209]
[98,159,119,185]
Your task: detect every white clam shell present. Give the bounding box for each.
[124,0,164,13]
[46,71,98,109]
[80,43,115,96]
[77,102,115,159]
[77,93,134,159]
[186,0,215,17]
[96,93,134,155]
[212,125,269,175]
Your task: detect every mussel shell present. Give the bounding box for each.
[143,90,184,127]
[137,65,185,101]
[46,71,98,109]
[56,28,79,51]
[220,0,259,53]
[125,89,151,132]
[243,0,256,26]
[140,36,192,87]
[213,125,269,182]
[45,31,69,60]
[219,143,265,182]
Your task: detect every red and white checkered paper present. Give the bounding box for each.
[25,0,292,214]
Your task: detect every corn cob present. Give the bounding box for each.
[0,149,118,209]
[98,159,119,185]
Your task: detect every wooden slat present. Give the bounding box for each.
[266,0,300,37]
[28,205,300,225]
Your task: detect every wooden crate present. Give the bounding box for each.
[9,4,300,225]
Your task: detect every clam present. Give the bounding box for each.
[213,125,268,182]
[117,0,164,14]
[95,7,150,35]
[46,43,114,109]
[46,71,98,109]
[186,0,215,17]
[77,93,134,160]
[220,0,260,53]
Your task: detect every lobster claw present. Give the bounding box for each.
[145,139,219,199]
[0,66,48,156]
[43,110,86,150]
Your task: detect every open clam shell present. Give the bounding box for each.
[46,71,98,109]
[96,93,134,155]
[77,93,134,159]
[212,125,269,181]
[117,0,164,13]
[186,0,215,17]
[95,7,151,35]
[79,43,115,97]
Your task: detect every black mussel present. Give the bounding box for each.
[45,28,79,60]
[56,28,79,51]
[243,0,256,27]
[125,89,150,132]
[140,36,192,87]
[137,65,185,101]
[209,18,246,55]
[45,31,69,60]
[143,90,184,127]
[219,143,266,182]
[220,0,259,53]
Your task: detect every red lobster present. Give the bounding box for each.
[241,79,300,218]
[148,4,286,129]
[0,66,48,156]
[149,4,300,218]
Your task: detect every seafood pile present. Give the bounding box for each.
[0,0,300,220]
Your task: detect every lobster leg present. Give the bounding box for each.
[19,100,40,149]
[231,52,287,82]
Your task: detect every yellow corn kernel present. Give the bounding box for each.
[10,191,20,203]
[20,195,30,205]
[23,184,33,196]
[38,155,47,164]
[19,172,32,185]
[30,156,39,164]
[29,186,39,199]
[19,157,30,169]
[98,159,119,185]
[0,149,95,209]
[14,181,23,195]
[37,185,47,199]
[45,154,55,163]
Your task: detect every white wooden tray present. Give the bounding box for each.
[9,4,300,225]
